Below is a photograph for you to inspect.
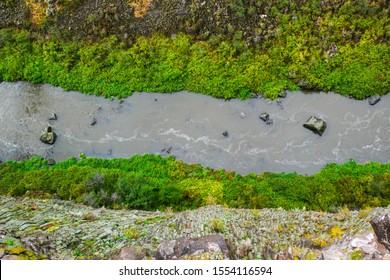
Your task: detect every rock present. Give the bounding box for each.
[278,90,287,98]
[239,112,246,119]
[259,112,273,125]
[21,232,52,257]
[303,116,327,136]
[368,95,381,106]
[275,248,293,260]
[222,131,229,137]
[90,117,97,126]
[1,255,21,260]
[39,126,57,144]
[48,113,57,120]
[259,112,270,122]
[322,245,348,260]
[47,159,56,166]
[370,214,390,250]
[156,235,229,260]
[114,246,147,260]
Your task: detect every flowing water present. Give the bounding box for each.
[0,81,389,174]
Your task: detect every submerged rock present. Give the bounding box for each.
[39,126,57,145]
[368,95,381,106]
[303,116,327,136]
[222,131,229,137]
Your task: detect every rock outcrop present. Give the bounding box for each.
[303,116,327,136]
[370,214,390,251]
[1,196,390,260]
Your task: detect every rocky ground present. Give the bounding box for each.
[1,195,389,260]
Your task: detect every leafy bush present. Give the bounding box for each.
[0,156,389,211]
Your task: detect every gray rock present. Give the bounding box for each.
[156,235,229,260]
[278,90,287,98]
[370,214,390,250]
[259,112,269,122]
[39,126,57,144]
[259,113,273,125]
[368,95,381,106]
[303,116,327,136]
[114,246,147,260]
[322,245,348,260]
[48,113,57,120]
[90,117,97,126]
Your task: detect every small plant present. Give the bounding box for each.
[329,226,344,240]
[5,240,14,246]
[123,227,139,240]
[211,218,225,233]
[351,250,363,260]
[312,237,328,248]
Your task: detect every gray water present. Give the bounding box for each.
[0,81,389,174]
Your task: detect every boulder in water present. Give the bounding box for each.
[48,113,57,120]
[368,95,381,106]
[259,112,270,122]
[222,131,229,137]
[303,116,327,136]
[90,117,97,126]
[259,112,273,125]
[40,126,57,145]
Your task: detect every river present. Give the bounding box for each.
[0,81,389,174]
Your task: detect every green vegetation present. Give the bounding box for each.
[1,155,389,211]
[0,11,389,100]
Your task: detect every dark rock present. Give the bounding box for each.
[222,131,229,137]
[278,90,287,98]
[303,116,327,136]
[47,159,56,166]
[90,117,97,126]
[259,112,270,122]
[156,235,229,260]
[370,214,390,251]
[40,127,57,144]
[48,113,57,120]
[368,95,381,106]
[114,246,147,260]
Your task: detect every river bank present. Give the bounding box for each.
[1,0,389,100]
[1,195,389,260]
